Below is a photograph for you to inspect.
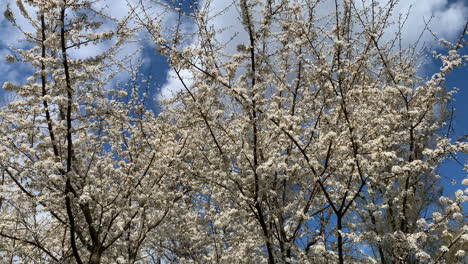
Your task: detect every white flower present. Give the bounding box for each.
[432,212,443,221]
[462,178,468,185]
[416,218,426,228]
[461,234,468,242]
[440,245,449,252]
[455,250,465,257]
[415,250,431,261]
[2,82,16,91]
[5,55,16,63]
[313,242,326,253]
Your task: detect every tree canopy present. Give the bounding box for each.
[0,0,466,263]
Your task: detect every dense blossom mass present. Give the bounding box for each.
[0,0,466,263]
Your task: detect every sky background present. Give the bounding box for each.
[0,0,466,197]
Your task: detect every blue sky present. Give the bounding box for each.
[0,0,466,196]
[438,54,468,196]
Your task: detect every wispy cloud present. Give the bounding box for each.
[380,0,467,47]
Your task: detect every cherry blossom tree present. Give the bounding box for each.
[0,1,186,263]
[0,0,466,263]
[142,0,467,263]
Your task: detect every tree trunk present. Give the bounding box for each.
[337,215,344,264]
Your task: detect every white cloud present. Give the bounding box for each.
[93,0,137,20]
[385,0,467,48]
[157,68,193,100]
[0,0,36,47]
